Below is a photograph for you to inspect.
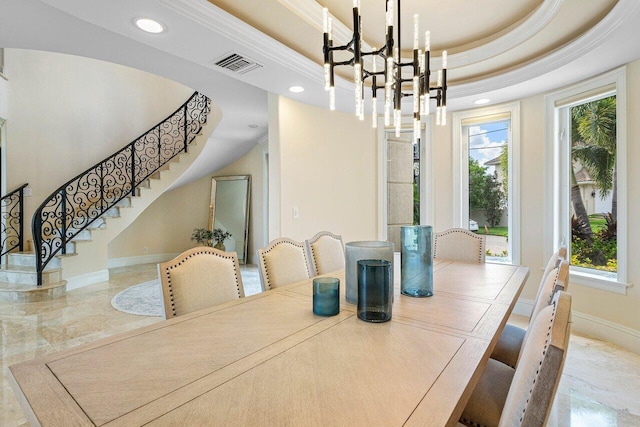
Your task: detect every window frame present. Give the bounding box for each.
[452,102,521,265]
[544,67,629,295]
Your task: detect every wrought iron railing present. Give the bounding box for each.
[32,92,211,285]
[1,183,29,259]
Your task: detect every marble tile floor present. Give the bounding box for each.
[1,263,639,426]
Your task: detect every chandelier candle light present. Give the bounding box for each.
[322,0,448,142]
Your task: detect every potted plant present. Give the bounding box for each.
[212,228,232,251]
[191,228,213,246]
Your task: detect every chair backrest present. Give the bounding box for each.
[529,260,569,323]
[433,228,486,263]
[158,246,244,319]
[258,238,312,291]
[533,246,567,313]
[499,291,572,427]
[541,245,568,283]
[305,231,345,276]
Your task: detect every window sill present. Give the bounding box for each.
[570,267,631,295]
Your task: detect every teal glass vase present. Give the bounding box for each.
[312,277,340,316]
[357,259,392,322]
[400,225,434,297]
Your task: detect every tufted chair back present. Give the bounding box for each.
[499,291,572,426]
[258,238,312,291]
[158,246,244,319]
[433,228,486,263]
[305,231,345,276]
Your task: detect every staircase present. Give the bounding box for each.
[0,92,216,302]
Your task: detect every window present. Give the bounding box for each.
[453,103,520,264]
[545,67,628,294]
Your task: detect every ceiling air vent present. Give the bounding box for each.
[212,53,263,74]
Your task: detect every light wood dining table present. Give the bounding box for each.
[10,259,528,427]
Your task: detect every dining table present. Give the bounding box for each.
[10,259,529,426]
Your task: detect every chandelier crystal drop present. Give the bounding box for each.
[322,0,448,141]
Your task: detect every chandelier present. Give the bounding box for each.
[322,0,448,141]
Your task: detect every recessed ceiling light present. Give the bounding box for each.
[289,86,305,93]
[135,18,165,34]
[474,98,491,105]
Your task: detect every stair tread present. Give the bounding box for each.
[1,265,62,273]
[8,251,36,256]
[0,279,67,293]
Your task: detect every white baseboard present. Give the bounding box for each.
[513,298,534,317]
[65,269,109,291]
[107,253,180,269]
[571,311,640,355]
[66,254,178,290]
[512,297,640,355]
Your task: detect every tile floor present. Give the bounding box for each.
[1,263,639,426]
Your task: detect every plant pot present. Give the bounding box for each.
[214,242,226,251]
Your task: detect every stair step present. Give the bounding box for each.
[115,197,132,208]
[102,206,120,218]
[87,217,107,230]
[8,252,61,270]
[71,229,92,241]
[0,265,63,286]
[0,279,67,302]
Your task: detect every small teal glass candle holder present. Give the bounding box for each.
[357,259,392,323]
[313,277,340,316]
[400,225,434,297]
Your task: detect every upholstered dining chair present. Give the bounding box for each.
[459,291,572,427]
[305,231,345,276]
[258,237,312,291]
[158,246,244,319]
[433,228,486,263]
[491,258,569,368]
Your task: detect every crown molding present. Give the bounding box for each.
[450,0,640,98]
[446,0,563,68]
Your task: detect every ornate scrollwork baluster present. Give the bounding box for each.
[1,184,28,258]
[32,92,211,285]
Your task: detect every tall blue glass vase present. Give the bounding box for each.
[357,259,392,322]
[400,225,434,297]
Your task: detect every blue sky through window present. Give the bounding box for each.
[467,120,508,174]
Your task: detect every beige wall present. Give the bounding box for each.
[107,175,211,261]
[269,95,378,244]
[4,49,193,239]
[109,142,268,265]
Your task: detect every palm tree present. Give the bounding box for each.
[571,96,617,221]
[569,166,593,242]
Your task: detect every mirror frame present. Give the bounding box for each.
[209,175,251,264]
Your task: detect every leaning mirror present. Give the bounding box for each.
[209,175,251,264]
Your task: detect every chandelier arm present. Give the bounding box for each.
[334,60,355,67]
